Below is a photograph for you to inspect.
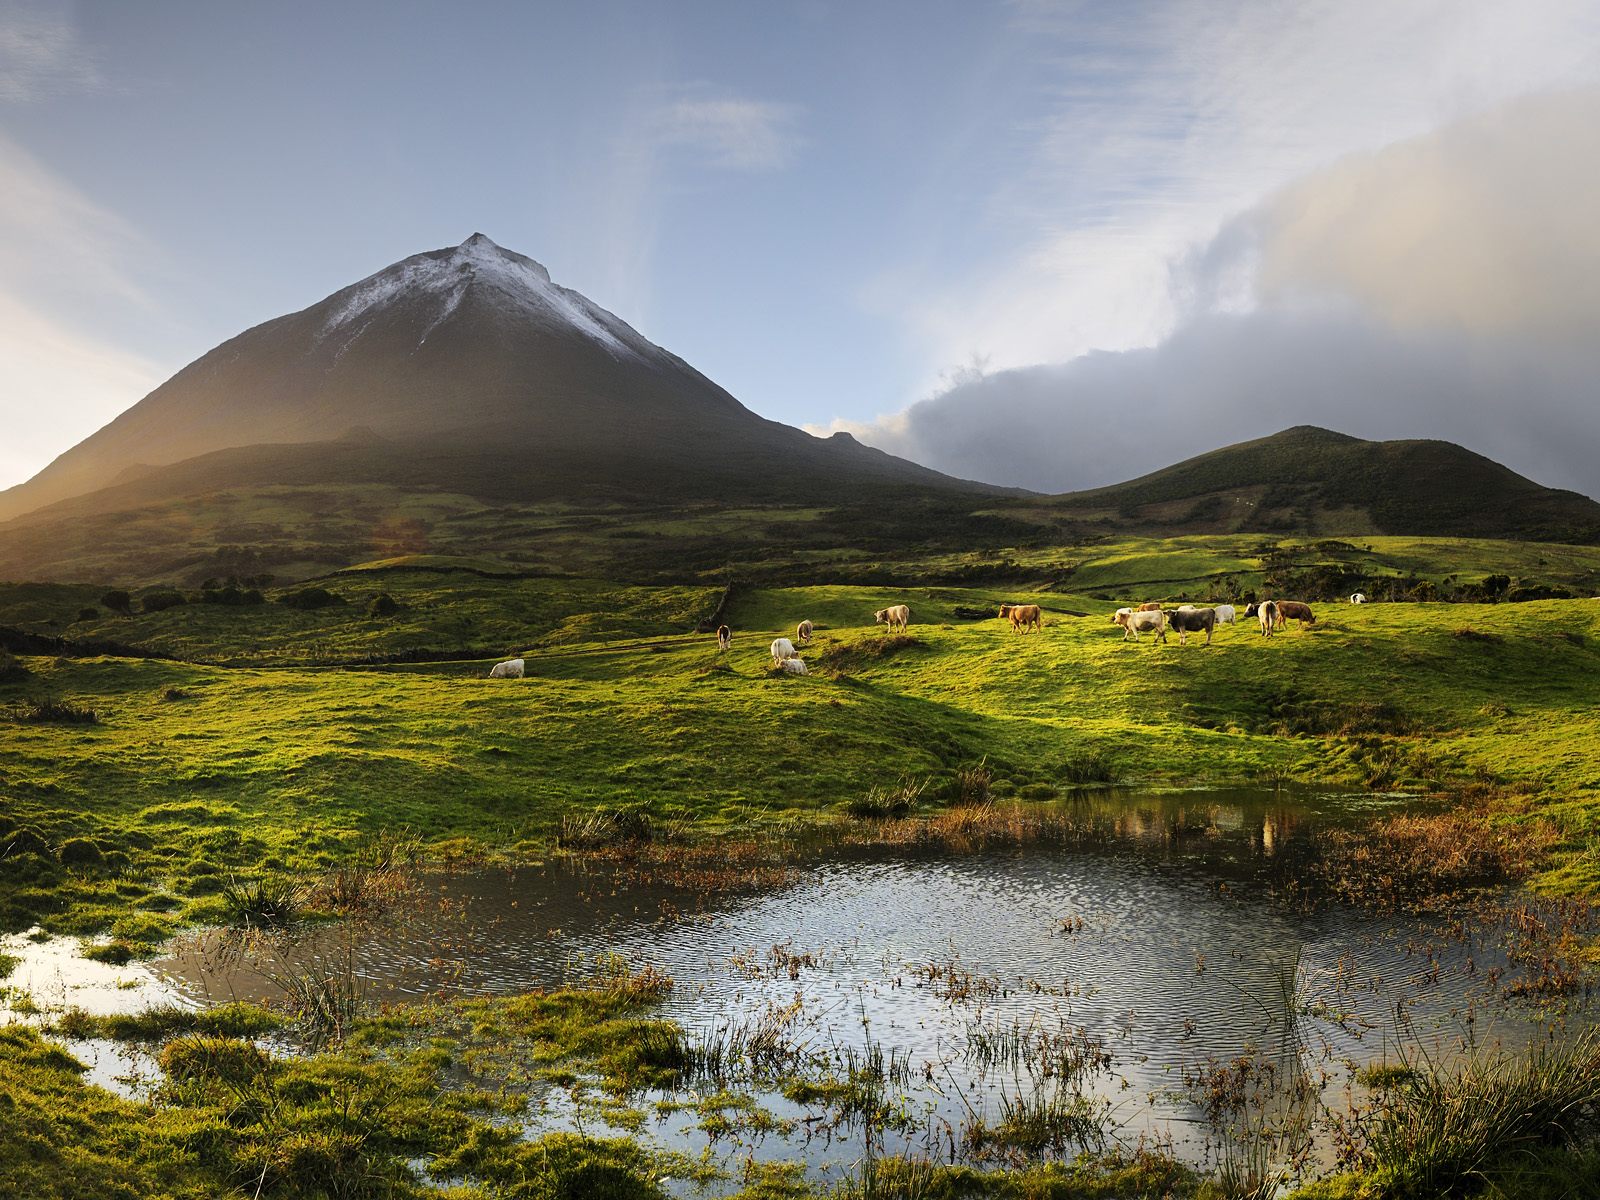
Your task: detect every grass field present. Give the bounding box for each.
[6,565,1600,941]
[7,535,1600,1199]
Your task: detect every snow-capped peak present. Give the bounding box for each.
[318,234,650,361]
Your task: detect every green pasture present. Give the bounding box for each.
[6,573,1600,939]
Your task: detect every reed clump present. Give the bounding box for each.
[218,874,304,927]
[1306,810,1556,911]
[1353,1033,1600,1197]
[11,698,98,724]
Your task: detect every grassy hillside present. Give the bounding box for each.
[1048,425,1600,542]
[5,571,1600,940]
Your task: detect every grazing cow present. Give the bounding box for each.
[1113,608,1167,643]
[1001,603,1042,633]
[797,620,814,643]
[1256,601,1279,637]
[874,604,911,633]
[779,657,808,675]
[771,638,797,665]
[1276,601,1316,629]
[1350,593,1367,604]
[1166,607,1216,646]
[488,658,525,679]
[1137,601,1163,612]
[716,625,732,652]
[1213,604,1236,626]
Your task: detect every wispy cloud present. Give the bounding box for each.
[0,130,162,489]
[0,0,102,103]
[864,0,1600,398]
[651,87,803,170]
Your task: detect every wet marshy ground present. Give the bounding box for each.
[5,787,1593,1192]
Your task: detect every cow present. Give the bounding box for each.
[1137,601,1163,612]
[1001,603,1042,633]
[771,638,797,665]
[716,625,732,652]
[875,604,911,633]
[779,657,808,675]
[1276,601,1316,630]
[1256,601,1279,637]
[1113,608,1166,643]
[1213,604,1237,626]
[488,658,525,679]
[1166,607,1216,646]
[1244,601,1285,630]
[1350,593,1367,604]
[796,620,814,643]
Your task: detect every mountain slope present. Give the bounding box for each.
[1047,425,1600,541]
[0,234,991,524]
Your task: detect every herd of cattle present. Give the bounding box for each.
[1111,598,1317,646]
[485,590,1355,676]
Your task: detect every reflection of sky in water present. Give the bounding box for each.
[6,789,1587,1189]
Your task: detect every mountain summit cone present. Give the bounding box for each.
[0,234,989,523]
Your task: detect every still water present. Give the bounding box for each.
[127,787,1585,1189]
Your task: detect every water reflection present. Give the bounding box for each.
[132,787,1583,1186]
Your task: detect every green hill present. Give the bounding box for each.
[1045,425,1600,542]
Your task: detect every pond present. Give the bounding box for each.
[8,787,1592,1191]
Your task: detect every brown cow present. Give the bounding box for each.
[1276,601,1315,630]
[1001,603,1042,633]
[1137,601,1163,612]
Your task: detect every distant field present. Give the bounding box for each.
[6,565,1600,939]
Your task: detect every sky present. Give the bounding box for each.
[4,0,1600,496]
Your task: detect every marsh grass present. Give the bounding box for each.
[51,1000,279,1042]
[11,697,98,723]
[218,874,304,927]
[1353,1032,1600,1196]
[1058,750,1123,786]
[270,952,365,1050]
[845,775,928,820]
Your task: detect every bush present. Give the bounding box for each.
[368,592,399,617]
[74,607,99,623]
[241,588,264,605]
[278,587,345,610]
[140,590,186,613]
[1506,584,1574,602]
[99,589,131,614]
[0,648,27,679]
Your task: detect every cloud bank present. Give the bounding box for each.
[827,87,1600,498]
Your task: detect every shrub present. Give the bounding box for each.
[1453,627,1503,644]
[160,685,190,701]
[241,588,264,605]
[74,607,99,622]
[140,590,186,613]
[0,648,27,679]
[278,587,345,610]
[99,589,131,614]
[368,591,399,617]
[1506,584,1574,602]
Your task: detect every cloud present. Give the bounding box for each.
[865,0,1600,401]
[0,0,102,102]
[651,88,803,170]
[839,86,1600,499]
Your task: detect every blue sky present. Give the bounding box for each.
[5,0,1600,494]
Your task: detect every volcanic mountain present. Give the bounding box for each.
[0,234,992,526]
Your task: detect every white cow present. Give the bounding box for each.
[779,657,808,675]
[771,638,797,665]
[1213,604,1236,625]
[488,658,525,678]
[1350,593,1367,604]
[874,604,911,633]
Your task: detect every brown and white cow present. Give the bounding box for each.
[716,625,732,652]
[1113,608,1166,643]
[796,620,814,643]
